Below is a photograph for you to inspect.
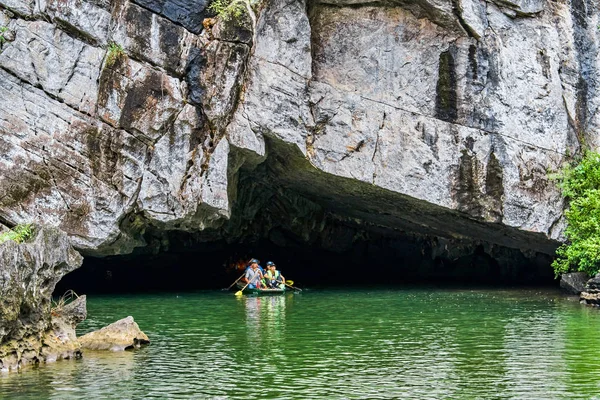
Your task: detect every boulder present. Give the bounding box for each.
[78,316,149,351]
[560,272,589,295]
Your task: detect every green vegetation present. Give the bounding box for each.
[552,151,600,277]
[0,26,9,45]
[209,0,248,21]
[105,42,125,67]
[0,224,33,245]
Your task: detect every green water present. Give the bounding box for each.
[2,288,600,399]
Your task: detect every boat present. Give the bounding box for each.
[235,281,285,295]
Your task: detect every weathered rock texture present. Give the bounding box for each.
[0,0,596,262]
[560,271,589,295]
[580,274,600,305]
[78,316,150,351]
[0,226,83,371]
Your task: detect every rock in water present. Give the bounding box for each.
[560,272,589,295]
[78,317,150,351]
[0,226,83,372]
[41,295,87,363]
[580,274,600,306]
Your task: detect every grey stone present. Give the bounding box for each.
[0,70,147,254]
[0,226,83,371]
[0,0,41,17]
[96,55,185,142]
[131,0,210,33]
[78,316,149,351]
[111,0,199,75]
[45,0,111,45]
[191,40,250,131]
[560,272,589,295]
[580,274,600,306]
[55,295,87,326]
[491,0,545,16]
[227,0,313,156]
[457,0,486,39]
[0,19,104,114]
[137,103,229,229]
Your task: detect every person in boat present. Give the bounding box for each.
[245,258,264,274]
[264,261,285,289]
[243,259,265,289]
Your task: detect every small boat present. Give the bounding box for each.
[235,281,285,295]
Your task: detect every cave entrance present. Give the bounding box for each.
[57,138,559,295]
[56,231,556,295]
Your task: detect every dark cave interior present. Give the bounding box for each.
[56,140,559,295]
[56,233,556,295]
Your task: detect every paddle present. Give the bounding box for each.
[235,281,250,296]
[285,280,294,286]
[284,282,302,292]
[223,273,245,291]
[235,268,264,296]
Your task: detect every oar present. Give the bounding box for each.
[285,280,294,286]
[223,273,245,291]
[284,282,302,292]
[235,281,250,296]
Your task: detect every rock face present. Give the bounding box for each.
[78,316,150,351]
[40,295,87,364]
[580,274,600,306]
[560,272,589,295]
[0,0,595,262]
[0,226,83,371]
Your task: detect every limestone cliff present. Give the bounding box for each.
[0,0,594,259]
[0,226,84,371]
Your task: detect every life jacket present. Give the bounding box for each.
[266,270,280,281]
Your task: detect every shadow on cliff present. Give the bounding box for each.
[57,137,558,294]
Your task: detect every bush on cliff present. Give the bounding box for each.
[0,224,33,245]
[210,0,261,21]
[105,42,125,67]
[0,26,9,45]
[552,151,600,277]
[210,0,246,21]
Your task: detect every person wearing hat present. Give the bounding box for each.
[244,258,264,274]
[243,259,264,289]
[264,261,285,289]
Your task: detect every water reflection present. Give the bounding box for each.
[243,295,287,330]
[3,289,600,399]
[241,295,288,369]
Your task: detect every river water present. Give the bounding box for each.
[1,287,600,399]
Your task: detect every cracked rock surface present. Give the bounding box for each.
[0,226,83,372]
[0,0,595,258]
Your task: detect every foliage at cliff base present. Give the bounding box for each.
[553,152,600,277]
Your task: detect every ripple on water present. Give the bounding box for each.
[1,288,600,399]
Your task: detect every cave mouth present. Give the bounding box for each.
[56,234,557,295]
[56,138,559,295]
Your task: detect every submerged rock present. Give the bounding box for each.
[78,316,149,351]
[560,272,589,295]
[0,226,83,372]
